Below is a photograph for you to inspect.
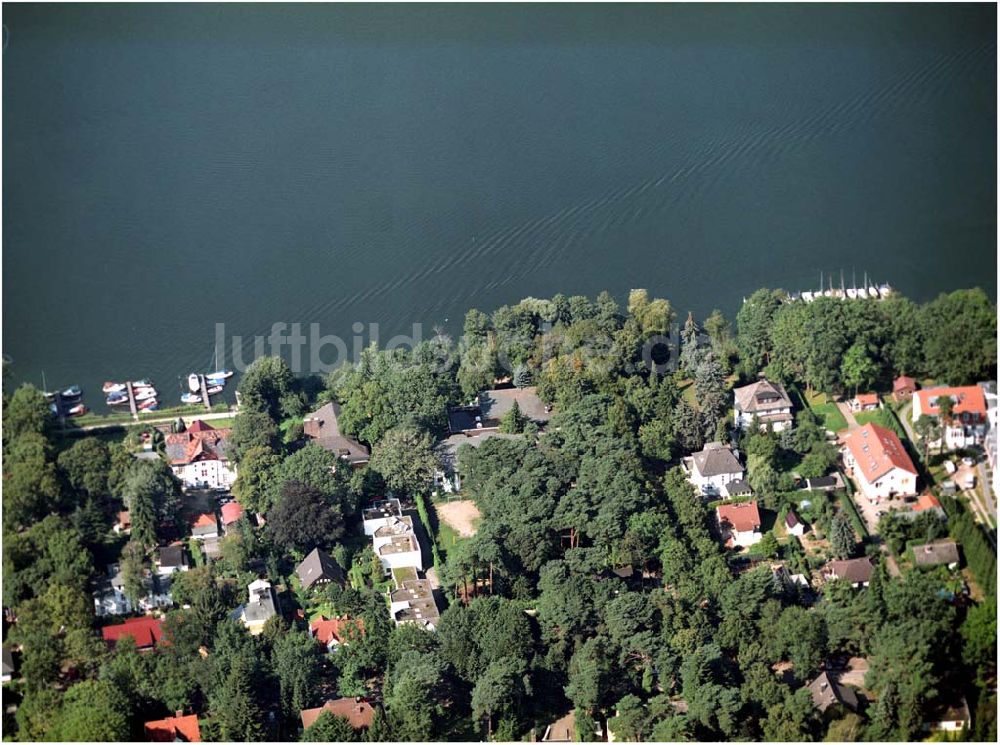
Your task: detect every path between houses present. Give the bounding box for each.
[835,400,861,432]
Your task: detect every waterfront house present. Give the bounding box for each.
[302,402,370,467]
[912,386,988,450]
[893,375,918,402]
[715,501,762,548]
[101,616,164,651]
[309,615,364,651]
[233,578,278,635]
[165,420,237,489]
[685,442,745,497]
[448,386,553,435]
[295,547,345,592]
[733,378,794,432]
[300,698,375,733]
[144,714,201,742]
[807,672,859,713]
[823,557,873,588]
[842,423,918,500]
[849,393,880,412]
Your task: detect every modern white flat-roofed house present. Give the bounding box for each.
[362,499,404,536]
[685,442,745,497]
[373,518,422,573]
[912,385,988,450]
[842,423,918,500]
[734,378,794,432]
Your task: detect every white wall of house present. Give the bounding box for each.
[172,459,237,490]
[730,528,762,547]
[689,463,745,496]
[374,541,423,573]
[734,408,792,432]
[846,459,917,500]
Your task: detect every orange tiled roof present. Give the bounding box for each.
[893,376,917,392]
[221,502,244,525]
[192,512,217,529]
[165,424,231,466]
[913,493,942,512]
[310,615,365,646]
[916,386,987,418]
[716,501,761,533]
[844,423,917,481]
[854,393,879,407]
[144,714,201,742]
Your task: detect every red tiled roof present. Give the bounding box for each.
[300,698,375,731]
[716,501,761,533]
[221,502,244,525]
[844,423,917,482]
[165,426,231,466]
[913,493,942,512]
[102,616,163,649]
[916,386,987,419]
[893,376,917,392]
[192,512,217,529]
[310,615,365,646]
[187,420,215,433]
[144,714,201,742]
[854,393,879,407]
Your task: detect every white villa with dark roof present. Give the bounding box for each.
[733,378,794,432]
[684,442,745,497]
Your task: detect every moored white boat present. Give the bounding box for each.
[106,393,128,406]
[181,392,202,405]
[134,388,157,401]
[103,381,126,393]
[206,369,233,379]
[138,398,158,410]
[206,385,224,395]
[62,385,82,398]
[68,404,87,416]
[188,373,201,393]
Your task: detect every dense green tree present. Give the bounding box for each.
[840,342,878,396]
[471,656,529,737]
[211,649,266,742]
[829,511,856,560]
[369,425,438,496]
[922,288,997,385]
[3,383,52,445]
[272,629,321,720]
[267,480,345,553]
[57,437,110,501]
[736,288,784,374]
[232,445,283,513]
[229,410,281,464]
[48,680,130,742]
[302,711,360,742]
[237,355,294,420]
[499,399,528,434]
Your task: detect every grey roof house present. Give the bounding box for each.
[807,672,859,713]
[303,402,370,466]
[296,547,345,591]
[448,386,553,435]
[913,540,961,569]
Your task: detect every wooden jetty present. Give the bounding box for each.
[126,381,139,421]
[198,374,211,411]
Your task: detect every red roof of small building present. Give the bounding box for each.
[221,502,244,525]
[187,420,215,433]
[117,510,131,528]
[893,376,917,392]
[854,393,879,407]
[310,615,365,646]
[916,386,987,419]
[101,616,163,649]
[913,493,943,512]
[300,698,375,731]
[144,714,201,742]
[716,501,761,533]
[192,512,217,529]
[844,423,917,482]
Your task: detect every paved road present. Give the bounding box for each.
[65,409,238,433]
[836,400,861,433]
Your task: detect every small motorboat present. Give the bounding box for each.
[132,378,153,388]
[61,385,82,398]
[68,404,88,416]
[106,393,128,406]
[103,381,126,394]
[206,385,224,395]
[187,373,201,393]
[138,398,158,411]
[181,392,202,405]
[206,369,233,379]
[207,376,227,386]
[134,388,157,401]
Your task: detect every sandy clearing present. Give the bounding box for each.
[435,499,481,538]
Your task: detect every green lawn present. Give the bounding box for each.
[805,391,848,432]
